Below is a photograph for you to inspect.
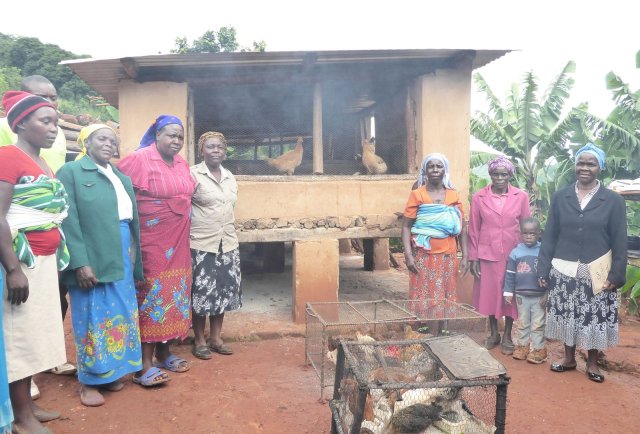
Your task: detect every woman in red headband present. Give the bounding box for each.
[0,91,68,434]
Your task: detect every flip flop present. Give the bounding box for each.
[80,385,105,407]
[192,344,213,360]
[154,354,191,372]
[132,366,171,387]
[208,340,233,355]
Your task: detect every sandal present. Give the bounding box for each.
[154,354,191,372]
[192,344,213,360]
[80,385,105,407]
[132,366,170,387]
[484,334,501,350]
[587,371,605,383]
[208,340,233,355]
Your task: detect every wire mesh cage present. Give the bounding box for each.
[305,299,487,398]
[192,79,408,176]
[330,335,509,434]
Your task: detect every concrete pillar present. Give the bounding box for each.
[292,239,338,323]
[263,242,285,273]
[312,82,323,174]
[338,239,352,255]
[373,238,390,270]
[363,238,390,271]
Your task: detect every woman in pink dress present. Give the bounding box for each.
[118,115,195,386]
[468,157,530,354]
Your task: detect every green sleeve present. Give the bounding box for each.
[57,165,90,270]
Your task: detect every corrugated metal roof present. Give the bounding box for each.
[62,49,510,107]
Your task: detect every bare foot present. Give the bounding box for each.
[80,384,105,407]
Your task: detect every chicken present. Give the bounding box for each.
[265,136,303,175]
[362,138,388,175]
[384,404,442,434]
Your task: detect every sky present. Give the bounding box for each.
[2,0,638,120]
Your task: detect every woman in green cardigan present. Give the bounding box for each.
[57,125,150,406]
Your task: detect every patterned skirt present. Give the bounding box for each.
[409,250,458,317]
[545,264,618,350]
[69,222,142,385]
[191,248,242,316]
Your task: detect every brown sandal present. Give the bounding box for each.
[208,340,233,355]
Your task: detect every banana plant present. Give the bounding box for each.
[471,61,579,217]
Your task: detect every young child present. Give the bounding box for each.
[503,217,547,364]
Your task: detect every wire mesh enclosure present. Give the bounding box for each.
[330,335,509,434]
[305,300,487,398]
[192,78,409,176]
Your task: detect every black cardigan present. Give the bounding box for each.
[538,183,627,288]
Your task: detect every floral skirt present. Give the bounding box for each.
[191,248,242,316]
[409,250,458,317]
[69,222,142,385]
[545,264,618,350]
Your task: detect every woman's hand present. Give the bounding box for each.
[6,268,29,305]
[405,253,418,274]
[76,266,98,289]
[469,260,481,279]
[538,277,548,289]
[458,257,469,276]
[602,280,616,292]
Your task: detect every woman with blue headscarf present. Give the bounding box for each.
[402,153,468,321]
[538,143,627,383]
[118,115,196,386]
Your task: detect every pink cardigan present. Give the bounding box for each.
[468,185,531,262]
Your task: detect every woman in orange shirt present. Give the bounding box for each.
[402,154,468,320]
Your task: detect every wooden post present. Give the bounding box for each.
[313,82,323,174]
[405,87,417,174]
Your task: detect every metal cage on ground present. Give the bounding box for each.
[305,299,487,398]
[330,335,509,434]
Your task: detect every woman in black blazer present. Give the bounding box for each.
[538,143,627,383]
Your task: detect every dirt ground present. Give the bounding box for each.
[34,251,640,434]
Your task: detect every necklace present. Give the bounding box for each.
[13,145,53,178]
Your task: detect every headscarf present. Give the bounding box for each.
[138,115,183,149]
[2,91,55,132]
[575,143,605,170]
[75,124,117,160]
[417,153,454,189]
[487,156,515,175]
[197,131,227,152]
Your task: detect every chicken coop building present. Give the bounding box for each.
[64,49,508,321]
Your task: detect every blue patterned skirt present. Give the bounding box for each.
[69,222,142,385]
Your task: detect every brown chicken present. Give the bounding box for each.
[265,136,303,175]
[362,138,388,175]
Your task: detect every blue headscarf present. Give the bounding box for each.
[575,143,606,170]
[417,153,454,189]
[138,115,184,149]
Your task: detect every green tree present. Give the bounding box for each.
[470,61,586,217]
[576,50,640,180]
[0,66,21,96]
[172,27,265,54]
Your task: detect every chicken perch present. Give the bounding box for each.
[265,136,304,175]
[362,138,388,175]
